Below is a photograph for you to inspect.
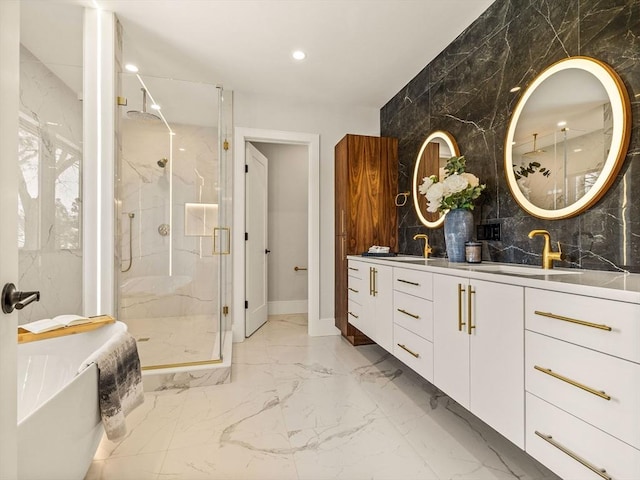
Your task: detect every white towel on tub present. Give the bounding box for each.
[79,330,144,440]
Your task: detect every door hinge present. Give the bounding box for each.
[245,164,248,173]
[223,139,229,151]
[245,232,248,241]
[222,305,229,316]
[117,96,127,106]
[245,300,249,309]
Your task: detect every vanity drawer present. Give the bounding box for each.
[393,290,433,341]
[347,260,367,280]
[348,275,365,303]
[393,268,433,299]
[347,299,365,332]
[525,288,640,363]
[526,393,640,480]
[393,324,433,382]
[526,331,640,449]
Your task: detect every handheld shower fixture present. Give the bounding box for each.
[157,158,168,168]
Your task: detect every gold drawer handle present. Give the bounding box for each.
[534,311,612,331]
[348,287,359,293]
[534,365,611,400]
[397,308,419,319]
[397,279,420,286]
[348,267,359,271]
[397,343,420,358]
[348,311,359,319]
[534,431,611,480]
[457,283,466,331]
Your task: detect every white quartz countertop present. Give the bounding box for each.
[348,255,640,304]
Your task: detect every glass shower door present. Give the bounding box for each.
[116,73,230,368]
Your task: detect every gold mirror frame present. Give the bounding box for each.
[504,56,631,220]
[412,130,460,228]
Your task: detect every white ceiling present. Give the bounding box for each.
[88,0,495,109]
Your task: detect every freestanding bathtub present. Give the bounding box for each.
[17,321,127,480]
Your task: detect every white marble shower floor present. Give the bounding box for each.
[125,314,221,367]
[86,314,560,480]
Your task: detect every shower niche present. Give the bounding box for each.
[116,69,232,372]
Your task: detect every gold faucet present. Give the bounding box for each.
[528,229,563,269]
[413,234,433,258]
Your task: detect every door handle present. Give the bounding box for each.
[265,249,271,254]
[2,283,41,314]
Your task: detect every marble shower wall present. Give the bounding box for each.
[381,0,640,272]
[18,45,83,323]
[118,118,221,321]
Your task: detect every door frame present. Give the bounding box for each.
[233,128,320,341]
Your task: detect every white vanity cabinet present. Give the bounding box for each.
[524,288,640,479]
[433,273,525,448]
[347,259,393,352]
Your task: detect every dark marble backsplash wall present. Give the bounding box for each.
[381,0,639,273]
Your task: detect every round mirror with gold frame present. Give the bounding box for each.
[505,56,631,220]
[412,130,460,228]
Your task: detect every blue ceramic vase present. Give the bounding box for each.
[444,208,474,262]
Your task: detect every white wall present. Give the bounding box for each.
[235,92,380,323]
[253,142,308,314]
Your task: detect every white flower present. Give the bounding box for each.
[426,199,441,213]
[461,172,479,188]
[442,173,468,194]
[425,182,445,203]
[418,176,434,195]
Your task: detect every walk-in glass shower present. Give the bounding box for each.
[116,71,232,370]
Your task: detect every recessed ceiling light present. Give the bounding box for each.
[509,86,521,93]
[125,63,139,73]
[557,121,567,126]
[179,147,185,152]
[573,148,583,153]
[292,50,306,61]
[151,104,161,110]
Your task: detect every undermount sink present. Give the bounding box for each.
[464,264,583,276]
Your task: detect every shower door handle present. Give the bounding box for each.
[2,283,41,314]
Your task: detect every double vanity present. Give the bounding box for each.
[347,255,640,480]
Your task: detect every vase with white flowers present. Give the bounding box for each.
[418,155,486,262]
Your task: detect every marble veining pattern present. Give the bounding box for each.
[382,0,640,273]
[86,314,559,480]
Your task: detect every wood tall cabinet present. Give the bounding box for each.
[335,134,398,345]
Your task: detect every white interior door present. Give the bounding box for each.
[245,143,269,336]
[0,2,20,476]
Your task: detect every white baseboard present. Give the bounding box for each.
[309,317,340,337]
[268,300,308,315]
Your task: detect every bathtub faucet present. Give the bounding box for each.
[1,283,41,314]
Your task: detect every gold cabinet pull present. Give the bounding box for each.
[348,311,359,319]
[534,431,611,480]
[397,343,420,358]
[397,278,420,286]
[534,365,611,400]
[534,311,612,331]
[467,286,475,335]
[348,266,359,271]
[397,308,419,319]
[348,287,358,293]
[457,283,466,331]
[372,268,378,297]
[369,267,374,296]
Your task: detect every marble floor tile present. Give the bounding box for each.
[289,417,438,480]
[88,314,560,480]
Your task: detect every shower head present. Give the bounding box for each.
[157,158,168,168]
[522,133,546,157]
[127,88,161,123]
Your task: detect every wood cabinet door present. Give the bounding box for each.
[469,279,524,448]
[433,274,470,408]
